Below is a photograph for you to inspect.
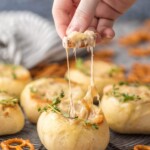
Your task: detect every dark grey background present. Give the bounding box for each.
[0,0,150,22]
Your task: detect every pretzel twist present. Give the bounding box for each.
[134,145,150,150]
[0,138,35,150]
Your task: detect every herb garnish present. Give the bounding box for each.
[30,87,38,93]
[12,72,17,79]
[0,98,18,106]
[119,81,129,86]
[76,58,89,75]
[84,120,99,130]
[120,93,141,102]
[38,91,99,130]
[107,85,141,102]
[60,90,65,98]
[108,67,120,77]
[38,94,61,113]
[38,90,64,113]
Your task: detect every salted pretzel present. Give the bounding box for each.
[0,138,35,150]
[134,145,150,150]
[63,30,96,48]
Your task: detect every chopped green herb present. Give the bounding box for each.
[62,113,70,118]
[108,67,120,77]
[120,93,141,102]
[119,81,129,86]
[62,113,78,119]
[0,90,7,93]
[52,97,61,105]
[30,87,38,93]
[0,98,18,106]
[12,72,17,79]
[12,65,18,70]
[84,120,99,130]
[91,124,99,130]
[76,58,84,69]
[107,85,141,102]
[38,107,41,112]
[146,84,150,89]
[38,91,64,113]
[60,90,65,98]
[76,58,89,75]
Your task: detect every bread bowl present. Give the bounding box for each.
[65,60,124,95]
[0,91,24,135]
[101,83,150,134]
[21,78,85,123]
[37,96,109,150]
[0,63,31,96]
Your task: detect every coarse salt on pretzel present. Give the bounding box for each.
[0,138,35,150]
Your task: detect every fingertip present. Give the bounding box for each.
[66,26,80,35]
[55,24,68,39]
[101,28,115,39]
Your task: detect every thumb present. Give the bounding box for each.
[67,0,100,34]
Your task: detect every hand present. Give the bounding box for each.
[52,0,136,41]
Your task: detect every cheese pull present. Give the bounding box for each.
[63,31,96,48]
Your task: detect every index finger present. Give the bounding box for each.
[52,0,74,38]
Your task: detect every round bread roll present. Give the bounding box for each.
[0,91,24,135]
[101,83,150,134]
[0,63,31,96]
[21,78,85,123]
[37,100,109,150]
[65,60,124,95]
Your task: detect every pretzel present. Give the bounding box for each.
[94,49,115,58]
[134,145,150,150]
[0,138,35,150]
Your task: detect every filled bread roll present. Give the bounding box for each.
[101,83,150,134]
[65,60,124,95]
[0,91,24,135]
[37,98,109,150]
[21,78,85,123]
[0,63,31,96]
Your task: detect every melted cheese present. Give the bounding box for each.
[64,31,101,122]
[66,49,76,118]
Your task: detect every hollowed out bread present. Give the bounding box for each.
[101,83,150,134]
[21,78,85,123]
[0,92,24,135]
[37,101,109,150]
